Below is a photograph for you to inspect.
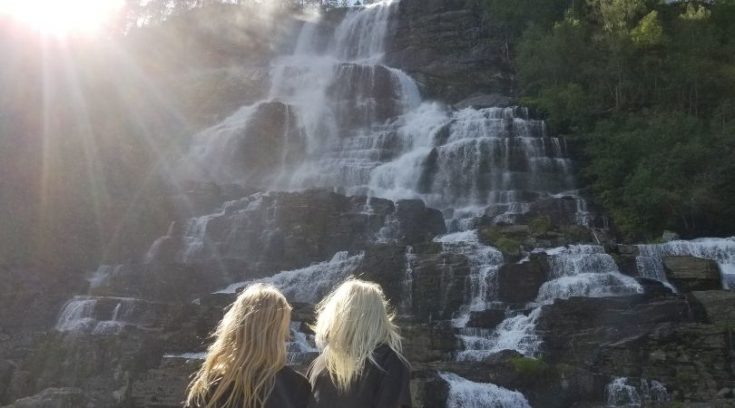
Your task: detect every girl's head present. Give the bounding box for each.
[310,278,403,390]
[186,283,292,408]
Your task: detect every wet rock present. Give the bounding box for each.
[385,0,513,102]
[661,231,680,242]
[329,63,407,131]
[636,278,675,298]
[3,387,88,408]
[689,291,735,328]
[401,321,457,363]
[394,200,447,244]
[497,254,549,303]
[130,358,200,408]
[410,370,450,408]
[89,263,224,302]
[663,256,722,292]
[453,93,515,109]
[467,309,506,329]
[517,197,580,228]
[410,250,471,322]
[170,191,445,284]
[229,101,307,189]
[354,244,408,307]
[537,295,693,366]
[596,323,733,402]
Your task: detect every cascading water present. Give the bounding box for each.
[605,377,642,407]
[288,321,319,365]
[434,231,504,327]
[180,1,582,228]
[636,237,735,289]
[431,230,542,360]
[55,296,137,335]
[218,251,365,303]
[536,245,643,303]
[439,372,532,408]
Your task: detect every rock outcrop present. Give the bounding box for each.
[663,256,722,292]
[385,0,513,102]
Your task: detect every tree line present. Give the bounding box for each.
[480,0,735,240]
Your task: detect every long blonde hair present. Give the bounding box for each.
[309,278,404,391]
[186,283,292,408]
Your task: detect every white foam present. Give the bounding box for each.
[439,372,531,408]
[217,251,364,304]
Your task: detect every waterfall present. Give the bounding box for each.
[605,377,642,407]
[455,309,542,361]
[604,377,670,407]
[636,237,735,289]
[399,245,416,316]
[55,297,98,332]
[288,321,319,365]
[432,231,541,360]
[217,251,365,303]
[55,296,137,335]
[439,372,532,408]
[434,230,504,327]
[536,245,643,303]
[445,242,643,361]
[179,0,582,228]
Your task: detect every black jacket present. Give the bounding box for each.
[193,366,313,408]
[309,345,412,408]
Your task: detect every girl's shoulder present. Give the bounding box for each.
[371,344,409,372]
[276,366,311,389]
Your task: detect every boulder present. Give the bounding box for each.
[497,254,549,303]
[394,200,447,244]
[663,256,722,292]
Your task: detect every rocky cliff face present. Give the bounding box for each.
[385,0,514,103]
[2,1,735,408]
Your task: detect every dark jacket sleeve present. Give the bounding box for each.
[277,367,314,408]
[375,352,412,408]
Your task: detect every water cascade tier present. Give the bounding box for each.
[180,0,584,229]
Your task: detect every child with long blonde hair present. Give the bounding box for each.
[308,278,412,408]
[186,283,312,408]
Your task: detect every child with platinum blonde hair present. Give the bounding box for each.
[308,278,412,408]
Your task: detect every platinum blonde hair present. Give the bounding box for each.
[309,278,404,391]
[186,283,292,408]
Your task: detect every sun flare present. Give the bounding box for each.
[0,0,124,36]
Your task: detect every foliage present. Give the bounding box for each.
[506,0,735,240]
[510,356,551,377]
[529,216,553,235]
[478,227,522,257]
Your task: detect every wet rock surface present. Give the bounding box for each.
[385,0,513,102]
[663,256,723,292]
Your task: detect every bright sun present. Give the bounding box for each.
[0,0,124,36]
